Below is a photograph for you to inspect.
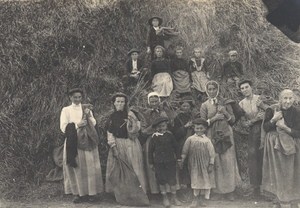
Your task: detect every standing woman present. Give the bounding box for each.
[105,93,147,194]
[151,45,173,98]
[200,81,241,200]
[60,88,103,203]
[262,89,300,208]
[146,16,165,59]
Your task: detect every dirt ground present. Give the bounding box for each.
[0,197,273,208]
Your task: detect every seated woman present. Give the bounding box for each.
[170,46,191,97]
[105,93,147,198]
[60,88,103,203]
[150,45,173,98]
[200,81,241,200]
[262,89,300,208]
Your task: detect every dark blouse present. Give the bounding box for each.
[107,110,128,138]
[151,58,171,76]
[146,27,165,49]
[189,58,209,73]
[263,106,300,138]
[222,61,243,79]
[148,131,180,164]
[171,57,189,73]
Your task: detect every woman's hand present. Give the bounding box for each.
[77,120,87,128]
[149,164,155,171]
[276,119,290,133]
[271,110,283,123]
[211,113,225,123]
[208,164,214,173]
[147,47,151,54]
[184,121,193,128]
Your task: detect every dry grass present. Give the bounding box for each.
[0,0,299,199]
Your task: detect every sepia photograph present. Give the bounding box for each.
[0,0,299,207]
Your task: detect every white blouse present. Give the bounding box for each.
[60,103,96,133]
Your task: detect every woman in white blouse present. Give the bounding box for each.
[60,88,103,203]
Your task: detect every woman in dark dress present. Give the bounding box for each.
[262,89,300,208]
[146,16,165,59]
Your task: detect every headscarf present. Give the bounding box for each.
[147,92,160,105]
[205,80,220,104]
[228,50,238,56]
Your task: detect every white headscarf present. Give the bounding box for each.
[147,92,160,105]
[205,80,220,104]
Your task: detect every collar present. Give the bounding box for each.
[151,108,160,113]
[153,26,160,31]
[209,98,218,105]
[71,103,82,108]
[195,133,204,137]
[152,132,165,137]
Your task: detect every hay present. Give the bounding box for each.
[0,0,299,199]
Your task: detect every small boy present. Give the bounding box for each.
[222,50,243,85]
[148,116,182,208]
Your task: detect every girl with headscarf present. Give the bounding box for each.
[200,81,241,200]
[141,92,180,194]
[150,45,173,97]
[60,88,103,203]
[262,89,300,208]
[105,93,147,199]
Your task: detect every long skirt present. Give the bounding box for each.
[144,135,180,194]
[191,71,208,93]
[63,142,104,196]
[248,122,263,186]
[172,70,191,93]
[152,72,173,97]
[262,131,300,202]
[106,138,147,193]
[207,127,241,194]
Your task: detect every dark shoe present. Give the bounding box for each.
[226,192,235,201]
[190,195,198,208]
[88,195,98,203]
[162,194,171,208]
[171,194,182,206]
[73,195,88,203]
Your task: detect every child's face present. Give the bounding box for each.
[149,96,160,108]
[156,121,168,133]
[194,124,206,135]
[175,50,183,58]
[155,48,163,58]
[229,54,238,62]
[131,52,139,60]
[180,102,191,113]
[152,19,159,27]
[194,49,202,58]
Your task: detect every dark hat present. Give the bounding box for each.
[148,16,163,26]
[152,116,168,128]
[68,88,84,96]
[111,92,128,103]
[127,48,140,56]
[192,118,208,127]
[179,96,195,107]
[238,79,253,88]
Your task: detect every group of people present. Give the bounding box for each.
[58,16,300,208]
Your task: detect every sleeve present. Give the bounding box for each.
[207,139,215,164]
[181,137,191,160]
[146,28,152,47]
[173,116,187,141]
[200,103,208,120]
[60,107,68,133]
[225,104,236,125]
[170,133,180,159]
[148,136,155,165]
[238,62,244,75]
[263,108,276,132]
[150,61,155,77]
[290,109,300,138]
[88,111,97,126]
[126,59,131,74]
[107,131,116,147]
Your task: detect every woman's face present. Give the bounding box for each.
[194,124,206,135]
[131,52,139,60]
[156,121,168,133]
[207,84,218,98]
[180,102,191,113]
[194,49,202,58]
[114,97,126,111]
[175,50,183,58]
[152,19,159,27]
[280,91,294,110]
[149,96,160,108]
[240,83,253,98]
[70,92,82,105]
[155,48,163,58]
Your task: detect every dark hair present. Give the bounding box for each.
[238,79,253,88]
[111,92,128,105]
[68,88,84,96]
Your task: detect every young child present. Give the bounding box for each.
[148,116,182,208]
[189,47,209,101]
[180,118,215,207]
[170,46,191,96]
[147,16,165,59]
[222,50,243,85]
